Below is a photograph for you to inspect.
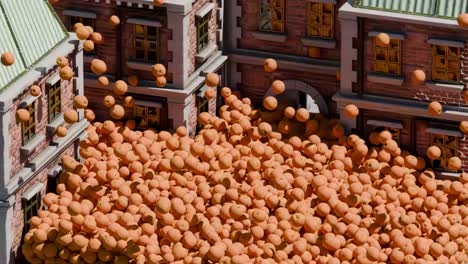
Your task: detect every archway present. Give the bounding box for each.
[264,80,329,116]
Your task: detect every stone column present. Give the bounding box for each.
[167,11,191,90]
[339,17,358,95]
[0,197,15,264]
[0,109,11,190]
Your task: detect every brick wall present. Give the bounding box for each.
[54,1,119,76]
[188,0,219,75]
[9,54,75,176]
[238,0,346,60]
[12,144,76,259]
[363,18,468,107]
[238,64,339,115]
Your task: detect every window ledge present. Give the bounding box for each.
[252,31,287,43]
[427,38,464,48]
[425,81,464,93]
[439,172,461,179]
[48,165,62,178]
[367,72,404,86]
[300,37,336,49]
[368,31,406,40]
[196,44,218,63]
[19,94,38,109]
[126,60,153,72]
[46,115,65,134]
[22,182,44,200]
[425,127,463,137]
[20,134,45,156]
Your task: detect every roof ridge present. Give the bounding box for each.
[0,0,27,69]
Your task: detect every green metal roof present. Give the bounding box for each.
[0,0,68,90]
[354,0,468,19]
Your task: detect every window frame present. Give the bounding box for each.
[307,2,335,39]
[197,13,211,52]
[47,81,62,123]
[196,93,210,132]
[430,134,459,172]
[23,192,41,232]
[22,103,36,145]
[133,24,159,63]
[134,105,162,130]
[258,0,285,33]
[432,45,461,83]
[373,38,402,75]
[372,126,400,144]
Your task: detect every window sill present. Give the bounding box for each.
[19,94,38,109]
[196,44,217,63]
[252,31,287,43]
[22,182,44,200]
[126,60,154,72]
[46,115,65,134]
[439,171,461,179]
[425,81,464,93]
[367,72,404,86]
[300,37,336,49]
[20,134,45,156]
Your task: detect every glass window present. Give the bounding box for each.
[197,13,211,52]
[432,45,460,83]
[47,81,61,123]
[196,94,209,132]
[431,134,459,171]
[259,0,285,33]
[372,126,400,144]
[22,104,36,145]
[374,38,401,75]
[23,192,41,232]
[134,25,159,63]
[134,105,161,130]
[308,2,334,39]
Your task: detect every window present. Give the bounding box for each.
[372,127,400,144]
[134,24,159,62]
[259,0,284,33]
[196,94,209,132]
[22,104,36,145]
[47,81,61,123]
[23,192,41,232]
[197,13,211,52]
[134,105,161,130]
[374,38,401,75]
[432,45,460,83]
[66,16,96,55]
[431,134,459,171]
[308,2,334,39]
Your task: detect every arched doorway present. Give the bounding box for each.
[264,80,329,116]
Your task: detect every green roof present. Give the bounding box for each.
[0,0,68,90]
[354,0,468,19]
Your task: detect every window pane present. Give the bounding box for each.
[135,25,145,35]
[147,26,157,37]
[148,40,158,51]
[148,52,158,62]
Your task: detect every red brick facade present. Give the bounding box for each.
[233,0,346,115]
[363,19,468,107]
[9,54,76,176]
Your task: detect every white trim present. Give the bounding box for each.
[196,3,215,18]
[134,100,163,108]
[367,119,403,129]
[63,9,97,19]
[427,38,465,48]
[425,127,463,137]
[127,18,162,27]
[19,95,38,109]
[368,31,405,40]
[46,71,61,85]
[22,183,44,201]
[48,165,62,178]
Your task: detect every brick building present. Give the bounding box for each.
[334,0,468,175]
[225,0,347,116]
[52,0,227,137]
[0,0,87,263]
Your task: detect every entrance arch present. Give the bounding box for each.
[264,80,329,116]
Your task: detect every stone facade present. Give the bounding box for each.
[226,0,346,116]
[53,0,227,135]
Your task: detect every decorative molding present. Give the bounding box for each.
[20,135,46,156]
[63,9,96,19]
[367,119,404,129]
[126,18,162,27]
[21,182,44,201]
[195,44,217,63]
[196,3,214,18]
[367,72,404,86]
[251,31,288,43]
[300,37,336,49]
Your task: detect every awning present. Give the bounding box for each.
[126,18,162,28]
[134,99,163,108]
[366,119,404,129]
[425,127,463,137]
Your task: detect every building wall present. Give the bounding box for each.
[188,0,219,75]
[9,54,76,177]
[363,18,468,107]
[238,0,345,60]
[12,144,75,259]
[238,64,339,115]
